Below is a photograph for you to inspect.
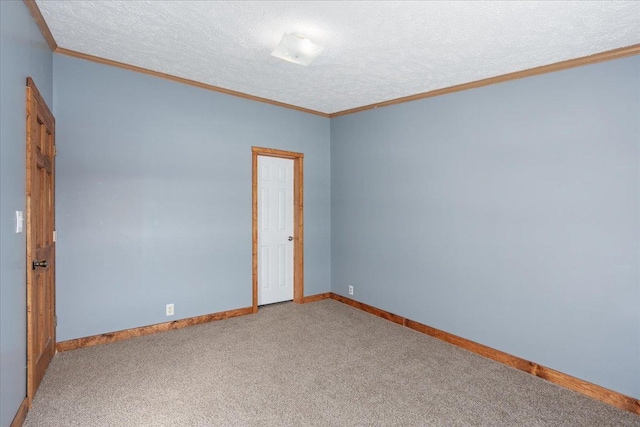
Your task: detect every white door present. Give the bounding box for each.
[258,155,294,305]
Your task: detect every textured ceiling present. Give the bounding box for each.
[37,1,640,114]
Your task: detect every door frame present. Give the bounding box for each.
[26,77,56,405]
[252,146,304,313]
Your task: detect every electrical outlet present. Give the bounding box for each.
[166,303,174,316]
[348,285,354,296]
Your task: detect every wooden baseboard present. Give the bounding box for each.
[10,397,29,427]
[52,292,640,414]
[57,293,330,353]
[56,306,253,352]
[330,293,405,325]
[301,292,331,303]
[328,293,640,416]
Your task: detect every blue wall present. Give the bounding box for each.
[331,56,640,398]
[53,54,331,342]
[0,2,53,426]
[2,5,638,420]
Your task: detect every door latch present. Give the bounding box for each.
[32,260,48,270]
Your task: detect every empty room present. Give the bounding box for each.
[1,1,639,426]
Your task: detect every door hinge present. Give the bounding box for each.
[54,316,57,327]
[53,230,57,242]
[54,145,57,156]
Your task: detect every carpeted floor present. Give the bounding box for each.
[24,300,639,426]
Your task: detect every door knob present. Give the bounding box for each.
[288,236,293,241]
[32,260,48,270]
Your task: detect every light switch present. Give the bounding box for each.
[16,211,23,233]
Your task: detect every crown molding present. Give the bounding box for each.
[24,0,638,119]
[330,44,640,118]
[23,0,57,51]
[54,47,330,117]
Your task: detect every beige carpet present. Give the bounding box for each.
[24,300,639,426]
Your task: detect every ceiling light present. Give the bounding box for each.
[271,33,324,66]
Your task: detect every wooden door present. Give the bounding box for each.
[252,147,304,313]
[257,155,295,305]
[26,77,56,404]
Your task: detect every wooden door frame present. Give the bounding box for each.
[252,146,304,313]
[26,77,56,406]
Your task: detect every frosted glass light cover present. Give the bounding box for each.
[271,33,324,66]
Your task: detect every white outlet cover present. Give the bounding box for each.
[166,304,174,316]
[15,211,23,233]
